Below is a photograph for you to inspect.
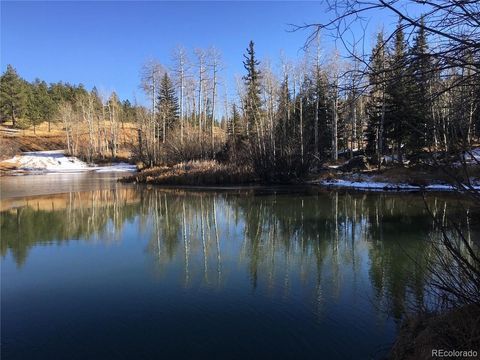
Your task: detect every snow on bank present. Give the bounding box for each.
[464,148,480,164]
[317,179,480,192]
[3,150,136,174]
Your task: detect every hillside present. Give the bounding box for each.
[0,120,137,162]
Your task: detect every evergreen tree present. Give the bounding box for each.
[407,18,433,154]
[299,74,331,160]
[0,65,28,127]
[122,100,136,125]
[90,86,104,114]
[225,103,247,162]
[365,32,388,159]
[276,73,293,145]
[384,21,412,163]
[228,103,243,139]
[26,79,55,133]
[242,41,263,138]
[156,73,179,142]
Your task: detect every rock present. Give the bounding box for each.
[340,156,370,172]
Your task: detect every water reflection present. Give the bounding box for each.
[1,187,140,265]
[3,187,475,323]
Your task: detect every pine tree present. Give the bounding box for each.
[242,41,262,138]
[276,73,293,147]
[26,79,55,133]
[228,103,243,140]
[225,103,247,162]
[0,65,27,127]
[122,100,136,125]
[385,21,411,163]
[365,32,388,159]
[156,73,179,143]
[27,79,55,132]
[299,74,330,160]
[407,18,433,154]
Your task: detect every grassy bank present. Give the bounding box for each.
[121,160,256,186]
[0,120,136,164]
[122,158,480,190]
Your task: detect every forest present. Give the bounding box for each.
[1,1,479,358]
[1,6,479,183]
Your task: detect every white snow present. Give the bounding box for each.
[464,148,480,164]
[2,150,136,174]
[318,179,480,192]
[94,163,137,173]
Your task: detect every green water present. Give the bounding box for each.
[1,174,473,359]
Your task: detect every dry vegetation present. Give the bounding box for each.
[336,165,479,185]
[0,122,66,160]
[0,120,136,163]
[390,304,480,360]
[122,160,255,186]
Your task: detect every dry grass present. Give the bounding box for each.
[0,120,137,162]
[389,305,480,359]
[122,160,256,186]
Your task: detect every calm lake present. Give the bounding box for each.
[1,173,472,359]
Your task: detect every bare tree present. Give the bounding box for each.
[58,101,75,155]
[208,47,223,158]
[311,34,323,158]
[195,49,208,154]
[327,51,341,161]
[107,92,120,158]
[172,46,189,146]
[261,60,279,165]
[140,59,164,165]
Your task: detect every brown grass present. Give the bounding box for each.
[389,305,480,360]
[0,120,137,162]
[122,160,256,186]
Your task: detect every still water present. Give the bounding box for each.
[0,173,469,359]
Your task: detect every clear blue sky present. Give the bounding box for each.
[1,1,392,106]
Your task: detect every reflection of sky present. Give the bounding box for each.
[3,187,445,359]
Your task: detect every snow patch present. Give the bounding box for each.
[3,150,136,174]
[464,148,480,164]
[318,179,480,192]
[95,163,137,173]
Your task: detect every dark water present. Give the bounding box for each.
[1,175,472,359]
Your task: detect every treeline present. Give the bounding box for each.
[227,30,478,180]
[1,16,478,174]
[364,22,480,162]
[0,65,137,161]
[134,27,479,180]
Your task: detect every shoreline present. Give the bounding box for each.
[120,162,480,193]
[311,179,480,192]
[3,168,478,193]
[0,150,137,176]
[121,176,480,193]
[2,151,479,193]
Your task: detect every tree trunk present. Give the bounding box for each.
[300,97,304,165]
[332,98,338,161]
[314,92,319,157]
[211,65,217,158]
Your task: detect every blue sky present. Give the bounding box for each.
[1,1,393,105]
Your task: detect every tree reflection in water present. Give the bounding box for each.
[1,187,476,321]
